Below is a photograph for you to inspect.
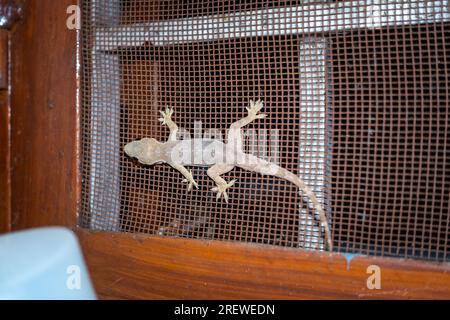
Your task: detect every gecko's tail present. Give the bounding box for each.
[279,168,333,251]
[237,154,333,251]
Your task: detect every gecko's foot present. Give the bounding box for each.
[158,107,174,126]
[246,99,267,120]
[182,170,199,192]
[211,179,237,203]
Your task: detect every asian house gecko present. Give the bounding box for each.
[124,100,332,250]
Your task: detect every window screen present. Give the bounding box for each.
[80,0,450,262]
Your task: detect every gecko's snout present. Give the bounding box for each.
[124,141,142,158]
[125,138,163,165]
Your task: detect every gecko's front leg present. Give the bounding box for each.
[228,100,267,151]
[170,163,199,191]
[159,107,179,142]
[207,164,236,203]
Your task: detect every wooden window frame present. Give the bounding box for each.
[2,0,449,299]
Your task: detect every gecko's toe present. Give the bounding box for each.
[159,108,174,126]
[212,180,236,203]
[183,176,198,192]
[211,187,223,201]
[247,100,265,120]
[228,179,237,187]
[189,182,197,192]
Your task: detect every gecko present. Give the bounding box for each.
[124,100,332,250]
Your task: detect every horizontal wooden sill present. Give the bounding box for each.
[76,228,450,300]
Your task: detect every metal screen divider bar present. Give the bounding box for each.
[298,38,328,250]
[89,0,121,231]
[93,0,450,51]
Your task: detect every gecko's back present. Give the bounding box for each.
[167,138,228,167]
[125,100,333,250]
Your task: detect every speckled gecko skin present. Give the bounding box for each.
[124,100,332,250]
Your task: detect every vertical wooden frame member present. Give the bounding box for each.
[0,0,22,233]
[0,28,7,89]
[0,28,10,233]
[10,0,78,229]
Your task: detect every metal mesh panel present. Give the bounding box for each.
[80,0,450,261]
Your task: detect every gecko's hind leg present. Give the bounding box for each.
[207,164,236,203]
[228,99,266,151]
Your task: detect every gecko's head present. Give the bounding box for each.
[124,138,164,165]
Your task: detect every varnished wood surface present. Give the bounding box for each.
[0,89,10,233]
[77,228,450,300]
[0,30,8,89]
[6,1,449,301]
[0,0,23,30]
[10,0,78,229]
[0,1,23,233]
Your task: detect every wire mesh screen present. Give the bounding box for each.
[80,0,450,262]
